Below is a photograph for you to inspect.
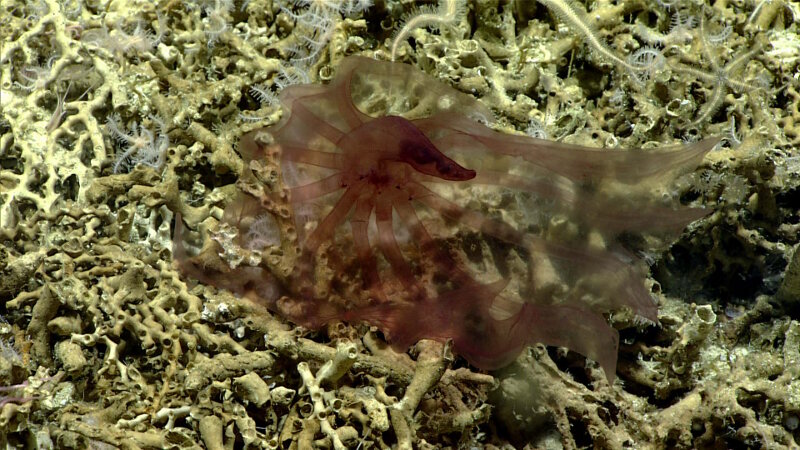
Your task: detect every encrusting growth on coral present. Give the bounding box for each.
[106,114,170,174]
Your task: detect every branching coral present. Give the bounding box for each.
[2,0,799,447]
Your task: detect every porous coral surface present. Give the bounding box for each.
[1,0,800,448]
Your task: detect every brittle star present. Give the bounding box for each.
[670,16,766,128]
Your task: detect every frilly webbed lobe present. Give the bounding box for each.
[174,56,716,381]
